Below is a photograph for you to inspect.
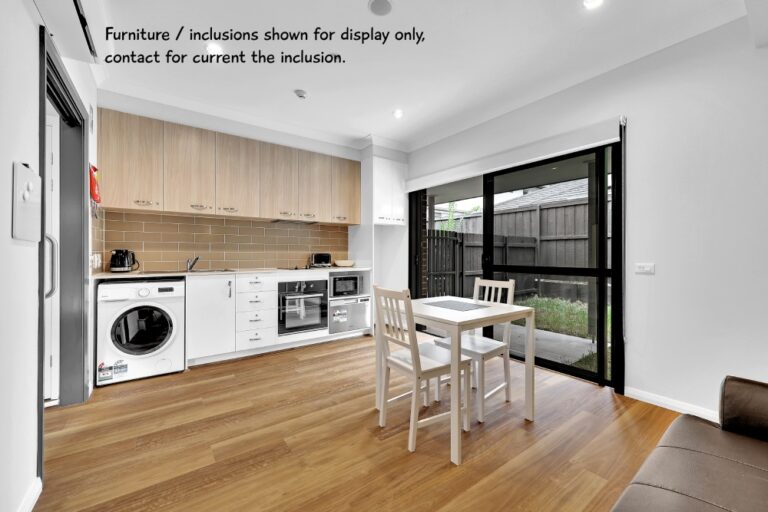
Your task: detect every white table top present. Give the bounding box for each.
[411,296,533,328]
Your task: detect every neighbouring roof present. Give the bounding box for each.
[494,178,588,211]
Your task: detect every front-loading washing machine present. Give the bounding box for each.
[96,279,185,386]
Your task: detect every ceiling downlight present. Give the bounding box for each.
[369,0,392,16]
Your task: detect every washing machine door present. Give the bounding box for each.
[111,305,174,356]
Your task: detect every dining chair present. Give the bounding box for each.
[374,285,472,452]
[434,278,516,423]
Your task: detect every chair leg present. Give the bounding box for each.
[463,367,471,432]
[503,350,512,402]
[379,366,390,427]
[408,379,420,452]
[472,360,478,390]
[423,379,431,407]
[477,358,486,423]
[436,375,442,402]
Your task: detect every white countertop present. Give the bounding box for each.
[92,267,371,280]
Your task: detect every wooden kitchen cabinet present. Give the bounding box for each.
[298,150,333,222]
[332,157,361,224]
[216,133,261,218]
[97,108,164,211]
[186,275,236,359]
[260,143,298,220]
[163,122,216,214]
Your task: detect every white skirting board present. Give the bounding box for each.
[624,387,719,423]
[17,477,42,512]
[188,329,372,367]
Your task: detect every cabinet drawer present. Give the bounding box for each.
[236,291,277,312]
[236,310,277,331]
[236,328,278,351]
[237,274,277,292]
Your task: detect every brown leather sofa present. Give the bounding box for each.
[612,376,768,511]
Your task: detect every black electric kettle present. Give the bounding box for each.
[109,249,140,272]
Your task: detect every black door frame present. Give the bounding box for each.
[481,142,624,390]
[38,26,90,478]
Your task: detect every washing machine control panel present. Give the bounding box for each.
[138,288,150,297]
[98,280,186,302]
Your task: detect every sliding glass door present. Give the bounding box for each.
[410,141,623,389]
[482,145,621,387]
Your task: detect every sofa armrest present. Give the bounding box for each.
[720,375,768,441]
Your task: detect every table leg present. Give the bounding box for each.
[449,325,462,465]
[525,311,536,421]
[375,330,382,411]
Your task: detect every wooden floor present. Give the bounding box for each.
[37,336,677,512]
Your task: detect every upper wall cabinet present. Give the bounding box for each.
[260,143,298,221]
[164,122,216,214]
[298,150,333,222]
[332,158,361,225]
[98,109,164,211]
[96,110,361,225]
[373,158,407,225]
[216,134,261,218]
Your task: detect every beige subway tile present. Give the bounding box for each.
[179,242,211,252]
[194,233,225,243]
[196,216,226,226]
[210,225,239,235]
[124,212,162,223]
[161,214,195,224]
[106,220,142,232]
[123,231,163,242]
[103,210,124,221]
[238,244,265,252]
[208,260,228,269]
[178,223,211,234]
[251,221,271,229]
[163,252,194,261]
[211,243,240,252]
[105,231,124,242]
[266,228,290,237]
[205,252,225,261]
[224,218,252,227]
[162,232,195,243]
[144,242,180,252]
[135,251,163,262]
[235,260,266,269]
[144,222,179,233]
[142,261,180,272]
[225,235,251,244]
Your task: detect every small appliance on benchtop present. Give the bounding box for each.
[96,280,185,385]
[109,249,139,272]
[309,252,332,268]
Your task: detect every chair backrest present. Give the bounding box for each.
[473,278,516,305]
[373,285,422,375]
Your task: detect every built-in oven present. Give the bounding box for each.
[329,297,371,334]
[330,274,361,297]
[278,280,328,335]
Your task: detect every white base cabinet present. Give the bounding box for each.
[186,275,236,359]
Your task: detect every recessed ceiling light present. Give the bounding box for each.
[393,108,404,119]
[369,0,392,16]
[294,89,308,100]
[206,43,223,55]
[583,0,604,10]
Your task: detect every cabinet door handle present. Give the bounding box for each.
[134,199,152,206]
[337,216,347,220]
[303,213,316,218]
[223,207,239,213]
[249,281,261,285]
[228,280,232,298]
[191,204,207,210]
[249,318,261,323]
[249,299,262,303]
[249,337,261,342]
[279,211,291,215]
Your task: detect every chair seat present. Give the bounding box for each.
[434,334,507,359]
[388,342,471,375]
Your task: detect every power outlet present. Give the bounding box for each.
[635,262,655,275]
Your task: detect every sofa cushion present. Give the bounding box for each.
[659,414,768,471]
[613,414,768,511]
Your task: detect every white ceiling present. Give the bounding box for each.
[88,0,746,151]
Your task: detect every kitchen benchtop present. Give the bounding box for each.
[92,267,371,280]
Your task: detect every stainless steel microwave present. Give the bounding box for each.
[330,275,360,297]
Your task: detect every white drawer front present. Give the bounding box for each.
[237,275,277,293]
[236,310,277,331]
[236,327,278,351]
[236,291,278,312]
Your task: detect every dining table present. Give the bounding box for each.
[375,295,536,465]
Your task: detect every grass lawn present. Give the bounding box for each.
[515,295,590,338]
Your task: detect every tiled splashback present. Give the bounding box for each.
[97,210,349,272]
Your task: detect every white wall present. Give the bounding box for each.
[0,2,44,510]
[408,18,768,419]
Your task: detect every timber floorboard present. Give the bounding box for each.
[36,336,677,511]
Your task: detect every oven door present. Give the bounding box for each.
[279,292,327,334]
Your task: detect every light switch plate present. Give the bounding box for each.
[635,262,655,275]
[12,162,42,242]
